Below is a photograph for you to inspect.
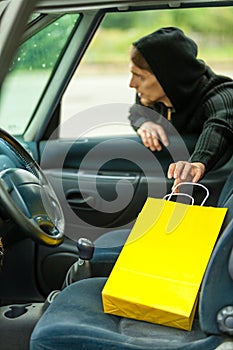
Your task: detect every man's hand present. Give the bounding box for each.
[167,161,206,192]
[137,121,169,151]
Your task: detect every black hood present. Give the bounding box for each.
[133,27,207,111]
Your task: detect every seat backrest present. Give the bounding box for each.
[199,190,233,334]
[217,170,233,208]
[215,170,233,235]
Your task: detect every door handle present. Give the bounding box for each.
[66,191,95,209]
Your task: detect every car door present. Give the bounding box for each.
[0,0,232,298]
[36,2,233,243]
[35,2,233,295]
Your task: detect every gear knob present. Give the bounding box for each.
[77,238,94,261]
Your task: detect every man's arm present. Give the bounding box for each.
[137,121,169,151]
[167,84,233,190]
[129,102,169,151]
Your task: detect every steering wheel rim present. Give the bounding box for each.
[0,128,64,246]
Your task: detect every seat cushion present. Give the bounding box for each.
[30,278,222,350]
[92,229,130,276]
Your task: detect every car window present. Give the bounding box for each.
[59,6,233,138]
[0,14,80,135]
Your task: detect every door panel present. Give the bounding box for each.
[39,133,195,241]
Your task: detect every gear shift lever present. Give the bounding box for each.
[77,237,94,261]
[44,238,95,311]
[64,238,95,287]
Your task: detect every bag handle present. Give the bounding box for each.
[165,182,209,206]
[163,193,195,205]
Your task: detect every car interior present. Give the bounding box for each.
[0,0,232,349]
[31,171,233,349]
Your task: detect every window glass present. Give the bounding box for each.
[0,14,79,135]
[60,7,233,138]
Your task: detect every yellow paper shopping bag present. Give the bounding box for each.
[102,183,227,331]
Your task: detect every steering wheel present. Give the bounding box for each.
[0,128,64,246]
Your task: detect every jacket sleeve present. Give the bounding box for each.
[190,83,233,171]
[128,96,165,131]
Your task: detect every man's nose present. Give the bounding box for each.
[129,75,136,88]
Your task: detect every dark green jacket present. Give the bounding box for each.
[129,76,233,171]
[129,27,233,172]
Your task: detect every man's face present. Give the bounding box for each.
[129,62,171,107]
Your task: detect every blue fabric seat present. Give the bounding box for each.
[29,279,223,350]
[30,174,233,350]
[30,219,233,350]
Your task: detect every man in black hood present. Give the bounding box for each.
[129,27,233,189]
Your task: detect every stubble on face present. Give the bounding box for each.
[129,62,172,107]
